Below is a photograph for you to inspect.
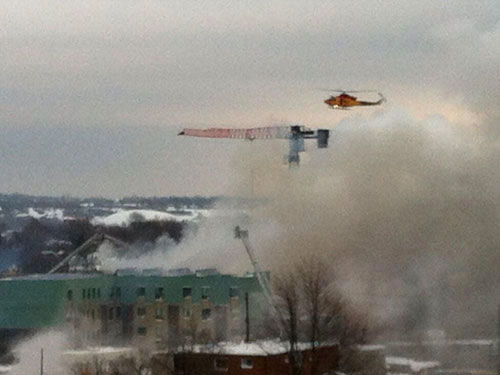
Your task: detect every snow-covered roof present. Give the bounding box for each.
[189,340,336,356]
[386,356,440,373]
[2,272,101,281]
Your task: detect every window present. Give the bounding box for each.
[183,306,192,318]
[92,288,96,299]
[137,307,146,317]
[182,287,192,298]
[108,308,114,321]
[201,287,210,299]
[156,326,162,339]
[82,289,86,299]
[241,359,253,369]
[214,358,228,371]
[87,288,91,299]
[229,287,239,298]
[137,287,146,297]
[202,308,211,320]
[155,308,164,320]
[137,327,147,336]
[97,288,101,299]
[67,290,73,301]
[155,287,164,300]
[111,287,121,298]
[231,307,240,320]
[65,309,73,321]
[116,306,122,318]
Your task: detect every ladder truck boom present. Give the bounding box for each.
[234,226,282,324]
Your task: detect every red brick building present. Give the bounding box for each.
[173,342,340,375]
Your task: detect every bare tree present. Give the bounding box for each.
[296,257,343,375]
[272,257,372,375]
[274,272,302,375]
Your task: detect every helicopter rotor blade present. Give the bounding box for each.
[319,88,378,93]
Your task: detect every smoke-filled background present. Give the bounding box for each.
[247,108,500,339]
[1,0,499,197]
[2,0,500,342]
[94,105,500,340]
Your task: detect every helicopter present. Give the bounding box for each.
[323,90,386,109]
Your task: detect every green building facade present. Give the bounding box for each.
[0,271,263,348]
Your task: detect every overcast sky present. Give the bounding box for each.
[1,0,499,197]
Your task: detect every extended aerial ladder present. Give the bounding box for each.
[234,226,280,321]
[179,125,330,166]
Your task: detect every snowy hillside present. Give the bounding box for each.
[91,209,207,226]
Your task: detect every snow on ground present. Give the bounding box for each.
[452,339,494,346]
[16,207,64,220]
[91,209,204,226]
[386,356,440,373]
[387,339,494,347]
[359,344,385,351]
[63,347,133,357]
[0,365,11,374]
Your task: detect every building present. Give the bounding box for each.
[386,340,497,374]
[172,341,340,375]
[0,270,263,349]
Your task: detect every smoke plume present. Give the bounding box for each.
[96,107,500,339]
[238,108,500,339]
[9,330,69,375]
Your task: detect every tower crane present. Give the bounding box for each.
[178,125,330,166]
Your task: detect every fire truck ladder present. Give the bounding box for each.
[234,226,278,318]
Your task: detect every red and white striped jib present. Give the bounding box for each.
[179,127,291,140]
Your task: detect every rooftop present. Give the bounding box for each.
[189,340,337,356]
[1,272,102,281]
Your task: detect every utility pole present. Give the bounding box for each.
[497,304,500,375]
[40,348,44,375]
[245,292,250,343]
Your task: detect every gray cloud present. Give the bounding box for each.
[0,0,499,195]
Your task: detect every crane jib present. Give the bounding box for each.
[180,127,291,140]
[178,126,330,166]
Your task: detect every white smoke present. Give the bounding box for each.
[94,207,282,275]
[9,330,69,375]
